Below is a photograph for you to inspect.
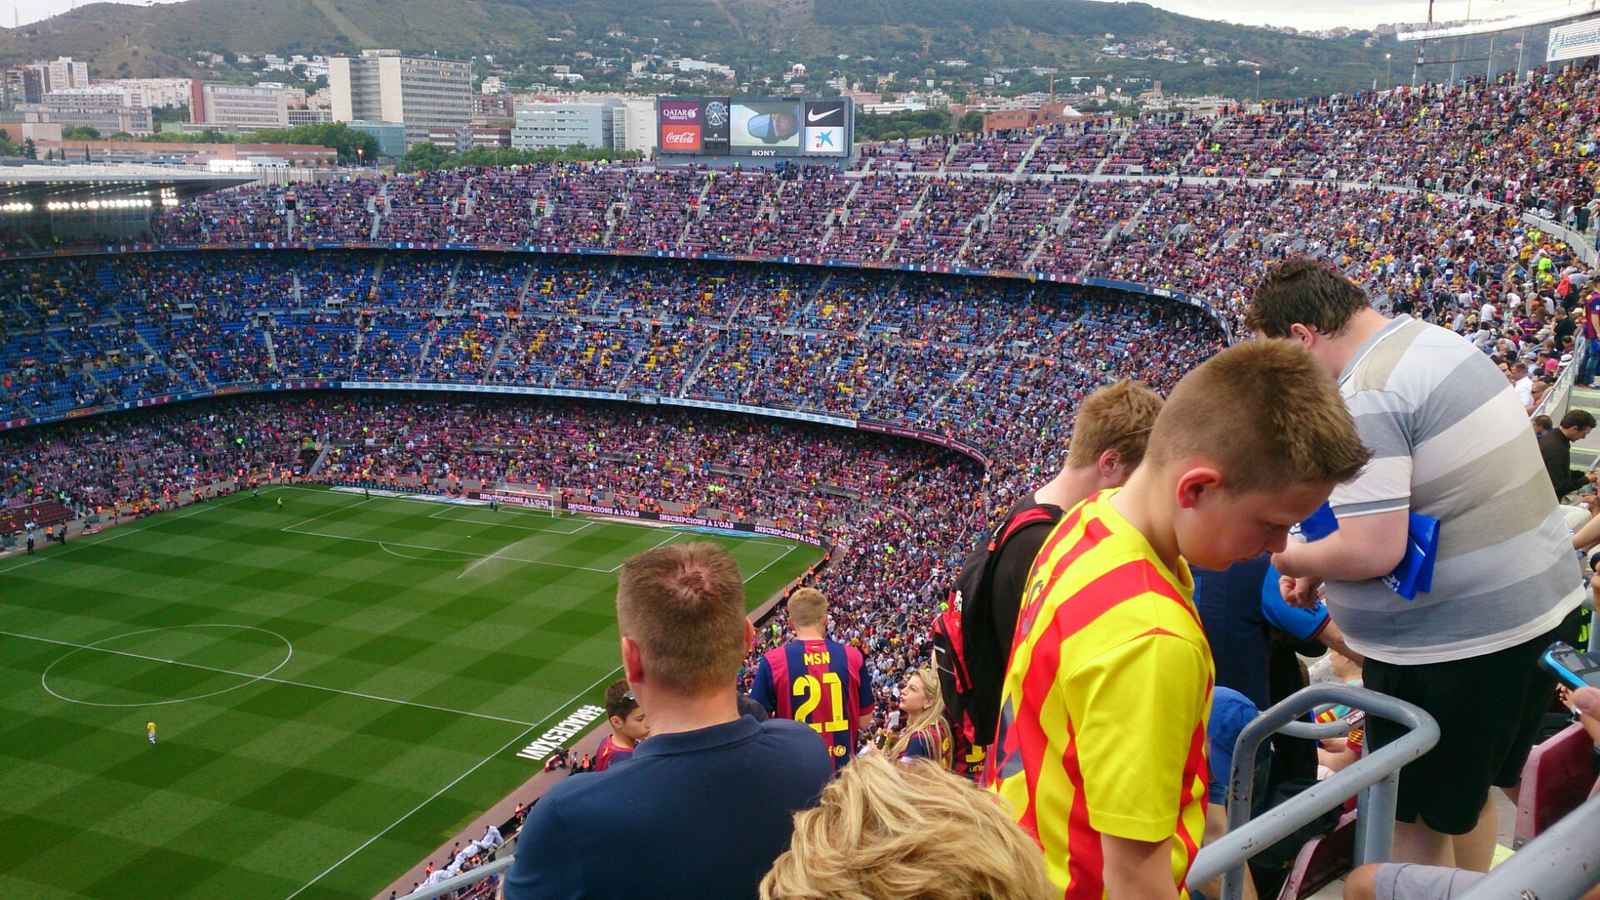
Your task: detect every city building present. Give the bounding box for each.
[94,78,195,109]
[346,120,407,159]
[2,68,46,109]
[666,58,735,80]
[474,92,514,119]
[0,121,62,143]
[615,98,657,155]
[427,122,512,150]
[481,76,506,95]
[510,100,620,151]
[255,83,308,107]
[427,124,471,152]
[24,138,336,167]
[469,124,512,148]
[39,89,154,135]
[42,57,90,93]
[981,101,1081,132]
[189,83,290,131]
[287,108,333,126]
[328,49,472,149]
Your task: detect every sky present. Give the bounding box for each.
[4,0,1576,31]
[13,0,181,27]
[1139,0,1566,30]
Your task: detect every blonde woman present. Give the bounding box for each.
[761,753,1053,900]
[888,666,952,769]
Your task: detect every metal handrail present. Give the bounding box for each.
[1458,790,1600,900]
[401,849,515,900]
[1187,684,1440,900]
[1535,329,1585,425]
[1281,717,1353,741]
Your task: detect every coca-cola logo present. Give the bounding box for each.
[661,124,701,152]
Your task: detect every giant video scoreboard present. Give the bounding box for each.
[656,96,853,158]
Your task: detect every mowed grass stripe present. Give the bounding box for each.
[0,485,821,899]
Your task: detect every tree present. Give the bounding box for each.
[250,122,380,164]
[958,110,986,134]
[22,138,36,159]
[109,132,135,141]
[401,142,450,172]
[152,105,189,128]
[62,126,101,140]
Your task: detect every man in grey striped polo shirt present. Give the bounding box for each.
[1247,258,1586,873]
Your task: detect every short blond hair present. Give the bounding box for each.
[1147,340,1370,493]
[760,754,1053,900]
[616,542,746,693]
[1065,379,1165,469]
[786,586,827,630]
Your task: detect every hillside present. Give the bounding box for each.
[0,0,1402,98]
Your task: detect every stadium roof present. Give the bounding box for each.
[1395,2,1599,41]
[0,162,254,205]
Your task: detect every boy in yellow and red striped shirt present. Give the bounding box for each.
[989,341,1371,900]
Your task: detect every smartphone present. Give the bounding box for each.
[1540,641,1600,691]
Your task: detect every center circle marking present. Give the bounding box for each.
[41,624,294,708]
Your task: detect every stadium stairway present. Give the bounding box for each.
[305,443,334,477]
[1012,133,1048,178]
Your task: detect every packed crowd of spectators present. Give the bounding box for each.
[3,61,1597,900]
[15,70,1592,348]
[0,252,1227,426]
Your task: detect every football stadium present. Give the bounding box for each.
[3,26,1600,900]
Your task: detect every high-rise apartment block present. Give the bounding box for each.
[42,57,91,92]
[329,49,471,148]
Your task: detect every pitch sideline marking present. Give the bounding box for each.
[244,484,794,546]
[1,628,538,727]
[282,537,797,897]
[281,663,622,900]
[281,495,374,531]
[0,489,259,576]
[605,530,681,573]
[282,526,620,574]
[426,504,592,535]
[743,543,797,583]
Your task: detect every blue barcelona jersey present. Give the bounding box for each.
[750,638,874,771]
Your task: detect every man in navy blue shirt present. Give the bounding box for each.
[503,542,831,900]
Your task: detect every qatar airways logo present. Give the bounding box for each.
[659,101,701,123]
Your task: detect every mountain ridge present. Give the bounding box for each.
[0,0,1402,98]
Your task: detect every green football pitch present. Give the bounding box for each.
[0,485,821,899]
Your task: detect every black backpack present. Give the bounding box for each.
[932,502,1062,748]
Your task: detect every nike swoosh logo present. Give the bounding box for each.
[807,109,836,123]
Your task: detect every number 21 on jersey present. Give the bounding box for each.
[792,672,847,733]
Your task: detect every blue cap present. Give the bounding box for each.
[1208,686,1261,805]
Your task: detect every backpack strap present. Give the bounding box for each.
[988,504,1061,553]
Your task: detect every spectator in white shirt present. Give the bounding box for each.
[1509,361,1535,411]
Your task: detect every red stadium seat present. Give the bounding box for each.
[1274,809,1357,900]
[1514,723,1596,845]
